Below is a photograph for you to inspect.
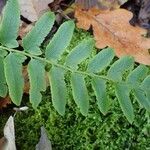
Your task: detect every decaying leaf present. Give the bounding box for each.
[19,0,54,22]
[75,7,150,65]
[3,116,16,150]
[0,96,11,109]
[36,127,52,150]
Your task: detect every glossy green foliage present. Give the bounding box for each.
[0,0,149,123]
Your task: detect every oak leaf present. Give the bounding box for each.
[75,7,150,65]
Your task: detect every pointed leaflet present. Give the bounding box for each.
[23,12,55,55]
[133,88,150,112]
[0,55,7,97]
[107,56,134,82]
[48,66,67,115]
[4,53,26,105]
[0,0,20,48]
[115,83,134,123]
[92,77,109,115]
[28,59,46,108]
[87,48,115,73]
[71,73,89,116]
[126,65,150,110]
[127,65,149,87]
[45,21,75,62]
[65,39,94,70]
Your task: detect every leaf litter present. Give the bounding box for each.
[75,7,150,65]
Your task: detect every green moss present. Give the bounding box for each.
[14,29,150,149]
[15,93,150,150]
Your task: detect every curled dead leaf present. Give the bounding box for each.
[75,7,150,65]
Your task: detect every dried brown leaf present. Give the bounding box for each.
[75,7,150,65]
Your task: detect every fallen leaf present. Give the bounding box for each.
[75,7,150,65]
[19,0,54,22]
[3,116,16,150]
[36,127,52,150]
[0,96,11,109]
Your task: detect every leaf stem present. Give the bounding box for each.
[0,45,111,81]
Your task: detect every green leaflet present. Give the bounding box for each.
[48,66,67,115]
[71,73,89,116]
[23,12,55,55]
[115,83,134,123]
[127,65,150,111]
[134,88,150,112]
[0,0,20,48]
[0,49,8,57]
[87,48,115,73]
[141,75,150,90]
[127,65,149,87]
[4,53,26,105]
[65,39,94,70]
[107,56,134,82]
[0,56,7,97]
[92,77,109,115]
[28,59,46,108]
[45,21,75,62]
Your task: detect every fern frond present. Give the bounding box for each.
[0,0,149,123]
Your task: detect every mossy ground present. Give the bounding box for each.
[0,29,150,150]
